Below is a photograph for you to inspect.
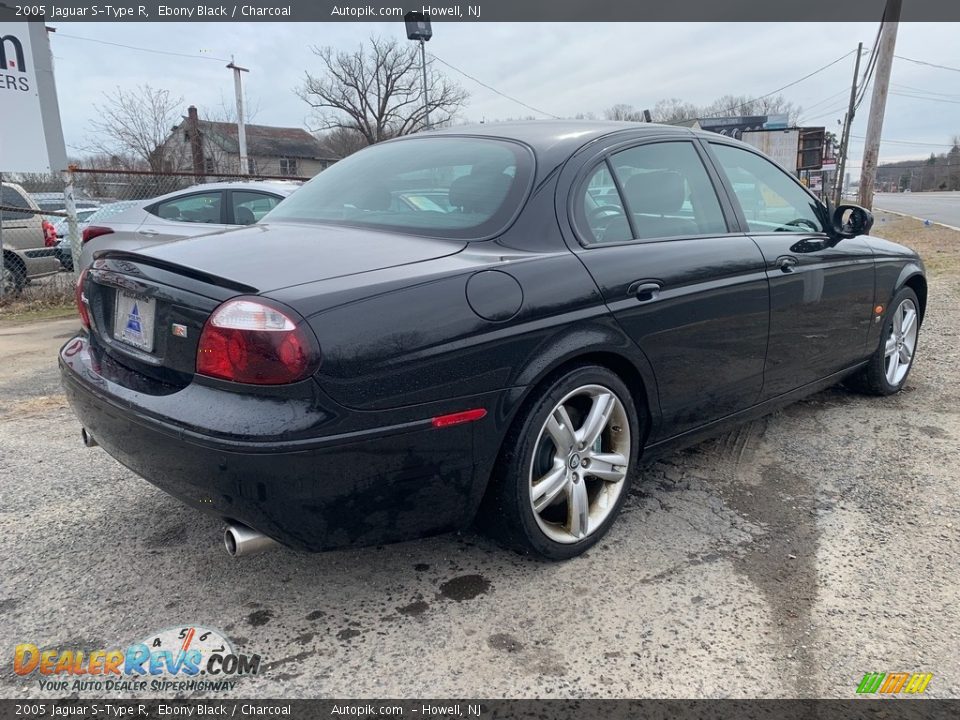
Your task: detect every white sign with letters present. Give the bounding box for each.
[0,20,67,173]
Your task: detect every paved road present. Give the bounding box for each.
[875,191,960,228]
[1,289,959,700]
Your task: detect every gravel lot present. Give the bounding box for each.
[1,214,958,699]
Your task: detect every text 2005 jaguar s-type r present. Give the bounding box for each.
[61,121,926,561]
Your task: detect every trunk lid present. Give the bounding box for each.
[84,222,465,389]
[124,221,468,293]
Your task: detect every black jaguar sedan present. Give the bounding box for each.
[61,121,926,560]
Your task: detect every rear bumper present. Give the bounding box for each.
[14,249,61,278]
[60,335,503,552]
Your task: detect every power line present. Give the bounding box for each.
[798,102,851,125]
[798,87,850,115]
[428,53,561,120]
[54,32,231,63]
[889,90,960,105]
[855,26,883,110]
[849,134,954,148]
[895,54,960,73]
[670,48,858,126]
[891,82,960,99]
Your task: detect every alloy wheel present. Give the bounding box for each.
[528,384,632,544]
[884,298,918,387]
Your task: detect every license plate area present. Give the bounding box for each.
[113,290,157,353]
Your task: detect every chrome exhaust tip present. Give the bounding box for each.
[81,428,98,447]
[224,523,279,558]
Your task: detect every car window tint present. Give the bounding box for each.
[0,186,35,221]
[262,137,533,240]
[232,191,280,224]
[609,142,728,240]
[152,192,222,224]
[710,143,824,233]
[580,164,631,244]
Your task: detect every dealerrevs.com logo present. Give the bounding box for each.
[14,626,261,693]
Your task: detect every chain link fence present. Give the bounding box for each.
[1,167,306,312]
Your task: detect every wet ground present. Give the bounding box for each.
[1,278,958,699]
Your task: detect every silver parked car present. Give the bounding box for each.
[54,202,138,272]
[78,181,300,269]
[1,181,62,294]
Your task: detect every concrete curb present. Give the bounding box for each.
[876,208,960,233]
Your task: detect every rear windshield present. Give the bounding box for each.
[263,137,533,239]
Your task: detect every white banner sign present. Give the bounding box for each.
[0,20,67,173]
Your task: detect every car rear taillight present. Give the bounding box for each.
[82,226,113,244]
[196,298,320,385]
[75,269,90,330]
[42,220,57,247]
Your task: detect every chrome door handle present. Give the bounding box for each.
[628,281,662,303]
[138,230,159,237]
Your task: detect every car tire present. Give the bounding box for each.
[1,254,26,296]
[845,286,921,396]
[480,364,642,560]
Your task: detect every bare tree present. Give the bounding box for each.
[297,37,469,145]
[704,94,802,124]
[649,98,701,124]
[87,85,186,172]
[603,104,646,122]
[315,127,369,159]
[642,94,801,126]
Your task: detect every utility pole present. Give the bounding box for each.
[227,58,250,175]
[834,42,863,205]
[419,38,431,130]
[404,12,433,131]
[859,0,902,210]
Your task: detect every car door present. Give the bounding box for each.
[704,141,875,399]
[568,139,770,440]
[137,190,229,243]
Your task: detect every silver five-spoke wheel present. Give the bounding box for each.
[528,384,631,544]
[884,297,918,387]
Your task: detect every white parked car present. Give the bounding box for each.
[78,181,300,269]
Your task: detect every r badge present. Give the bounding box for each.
[171,323,188,338]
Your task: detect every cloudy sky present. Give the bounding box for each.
[47,22,960,173]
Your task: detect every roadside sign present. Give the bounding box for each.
[742,129,800,173]
[0,16,67,173]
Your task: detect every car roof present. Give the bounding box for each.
[405,120,701,174]
[139,180,301,206]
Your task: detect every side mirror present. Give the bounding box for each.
[832,203,874,239]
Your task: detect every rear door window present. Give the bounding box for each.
[579,164,631,244]
[609,142,729,240]
[1,186,36,221]
[231,191,281,225]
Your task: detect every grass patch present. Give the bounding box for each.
[0,272,76,322]
[872,211,960,278]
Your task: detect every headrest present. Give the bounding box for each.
[623,170,685,215]
[448,172,513,214]
[357,185,391,211]
[448,174,475,210]
[235,206,255,225]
